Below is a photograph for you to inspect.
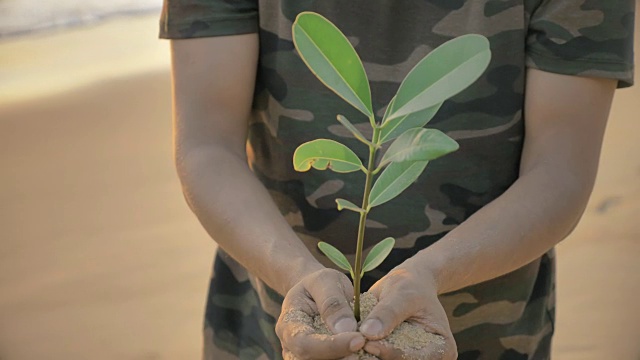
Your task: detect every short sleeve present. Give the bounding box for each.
[159,0,259,39]
[526,0,635,88]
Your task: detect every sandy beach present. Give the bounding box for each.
[0,14,638,360]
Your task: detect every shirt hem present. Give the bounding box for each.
[526,47,634,88]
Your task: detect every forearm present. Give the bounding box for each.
[412,162,592,294]
[178,145,324,295]
[169,35,324,296]
[407,70,616,295]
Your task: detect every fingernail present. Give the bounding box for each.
[334,317,357,333]
[349,337,364,352]
[360,319,382,337]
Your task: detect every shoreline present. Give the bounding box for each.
[0,14,169,106]
[0,9,161,40]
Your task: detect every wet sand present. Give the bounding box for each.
[0,14,638,360]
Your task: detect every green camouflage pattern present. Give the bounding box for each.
[160,1,634,359]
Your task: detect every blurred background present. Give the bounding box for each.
[0,1,638,359]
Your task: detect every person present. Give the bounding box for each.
[159,1,634,359]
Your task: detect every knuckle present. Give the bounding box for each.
[319,295,347,316]
[339,274,354,291]
[281,287,300,309]
[423,320,448,337]
[376,302,402,321]
[404,288,426,301]
[275,319,284,338]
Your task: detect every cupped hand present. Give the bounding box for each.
[276,268,365,360]
[358,264,457,360]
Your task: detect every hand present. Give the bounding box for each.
[358,264,457,360]
[276,268,365,360]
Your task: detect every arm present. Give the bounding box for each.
[360,69,617,359]
[416,68,616,293]
[171,35,364,358]
[171,34,322,295]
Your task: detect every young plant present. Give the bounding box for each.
[291,12,491,320]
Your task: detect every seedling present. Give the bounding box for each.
[291,12,491,320]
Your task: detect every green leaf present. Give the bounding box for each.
[386,34,491,121]
[368,161,429,208]
[336,115,372,146]
[318,242,354,278]
[293,139,364,173]
[311,158,329,169]
[380,102,443,143]
[382,96,396,122]
[379,128,459,167]
[293,12,373,117]
[336,198,364,213]
[362,237,395,275]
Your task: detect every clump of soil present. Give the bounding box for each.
[283,292,446,360]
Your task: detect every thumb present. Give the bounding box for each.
[305,269,357,334]
[360,291,413,340]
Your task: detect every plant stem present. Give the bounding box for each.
[353,122,381,321]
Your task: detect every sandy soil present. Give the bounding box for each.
[0,14,638,360]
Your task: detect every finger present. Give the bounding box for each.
[283,348,360,360]
[282,330,365,360]
[364,340,417,360]
[305,270,357,334]
[359,291,415,339]
[281,283,318,317]
[341,354,360,360]
[364,339,450,360]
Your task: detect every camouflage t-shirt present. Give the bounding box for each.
[160,1,634,359]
